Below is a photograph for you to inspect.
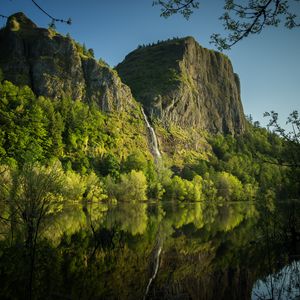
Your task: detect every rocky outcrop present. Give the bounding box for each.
[0,12,133,111]
[81,58,132,111]
[0,14,246,136]
[116,37,246,134]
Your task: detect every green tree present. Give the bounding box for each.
[263,111,300,195]
[166,175,187,201]
[0,81,50,164]
[201,172,218,200]
[144,160,165,199]
[106,170,148,202]
[1,161,65,299]
[88,48,95,58]
[215,171,243,201]
[122,151,148,173]
[264,110,300,166]
[99,153,120,178]
[184,175,202,202]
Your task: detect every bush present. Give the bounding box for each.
[106,170,148,202]
[165,175,203,201]
[215,171,243,201]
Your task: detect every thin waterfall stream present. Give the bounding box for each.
[141,107,161,159]
[141,107,163,298]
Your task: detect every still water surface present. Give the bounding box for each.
[1,200,299,299]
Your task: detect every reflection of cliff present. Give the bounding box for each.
[143,202,300,300]
[148,261,254,300]
[179,257,259,300]
[147,245,300,300]
[129,202,260,300]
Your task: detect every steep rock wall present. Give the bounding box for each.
[0,13,133,112]
[116,37,246,134]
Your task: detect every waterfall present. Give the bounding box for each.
[144,245,162,300]
[141,107,161,159]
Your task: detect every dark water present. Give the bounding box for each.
[0,200,299,300]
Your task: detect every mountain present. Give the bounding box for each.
[116,37,246,135]
[0,12,133,112]
[0,13,248,164]
[0,13,156,165]
[0,13,246,136]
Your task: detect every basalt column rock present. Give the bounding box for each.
[116,37,246,134]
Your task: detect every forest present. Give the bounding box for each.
[0,79,299,211]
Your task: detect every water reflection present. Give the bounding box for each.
[252,260,300,300]
[0,200,299,299]
[104,202,148,235]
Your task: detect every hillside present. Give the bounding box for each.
[0,13,297,202]
[0,13,155,170]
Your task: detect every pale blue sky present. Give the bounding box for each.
[2,0,299,127]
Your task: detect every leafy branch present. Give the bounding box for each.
[211,0,300,50]
[263,110,300,168]
[153,0,299,50]
[153,0,200,19]
[264,110,300,144]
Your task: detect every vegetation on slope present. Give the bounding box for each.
[0,80,298,207]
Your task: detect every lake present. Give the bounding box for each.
[0,199,299,300]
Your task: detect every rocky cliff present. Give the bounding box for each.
[116,37,246,134]
[0,13,133,112]
[0,14,246,136]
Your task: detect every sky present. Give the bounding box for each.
[1,0,300,128]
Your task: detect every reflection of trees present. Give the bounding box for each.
[146,202,264,300]
[216,204,244,231]
[43,205,86,243]
[250,201,300,300]
[215,202,258,232]
[148,214,260,300]
[164,202,204,229]
[162,201,256,234]
[1,197,299,300]
[0,163,65,300]
[41,202,108,245]
[252,260,300,300]
[105,202,148,235]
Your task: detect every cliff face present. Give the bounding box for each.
[0,13,246,136]
[0,13,132,111]
[116,37,246,134]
